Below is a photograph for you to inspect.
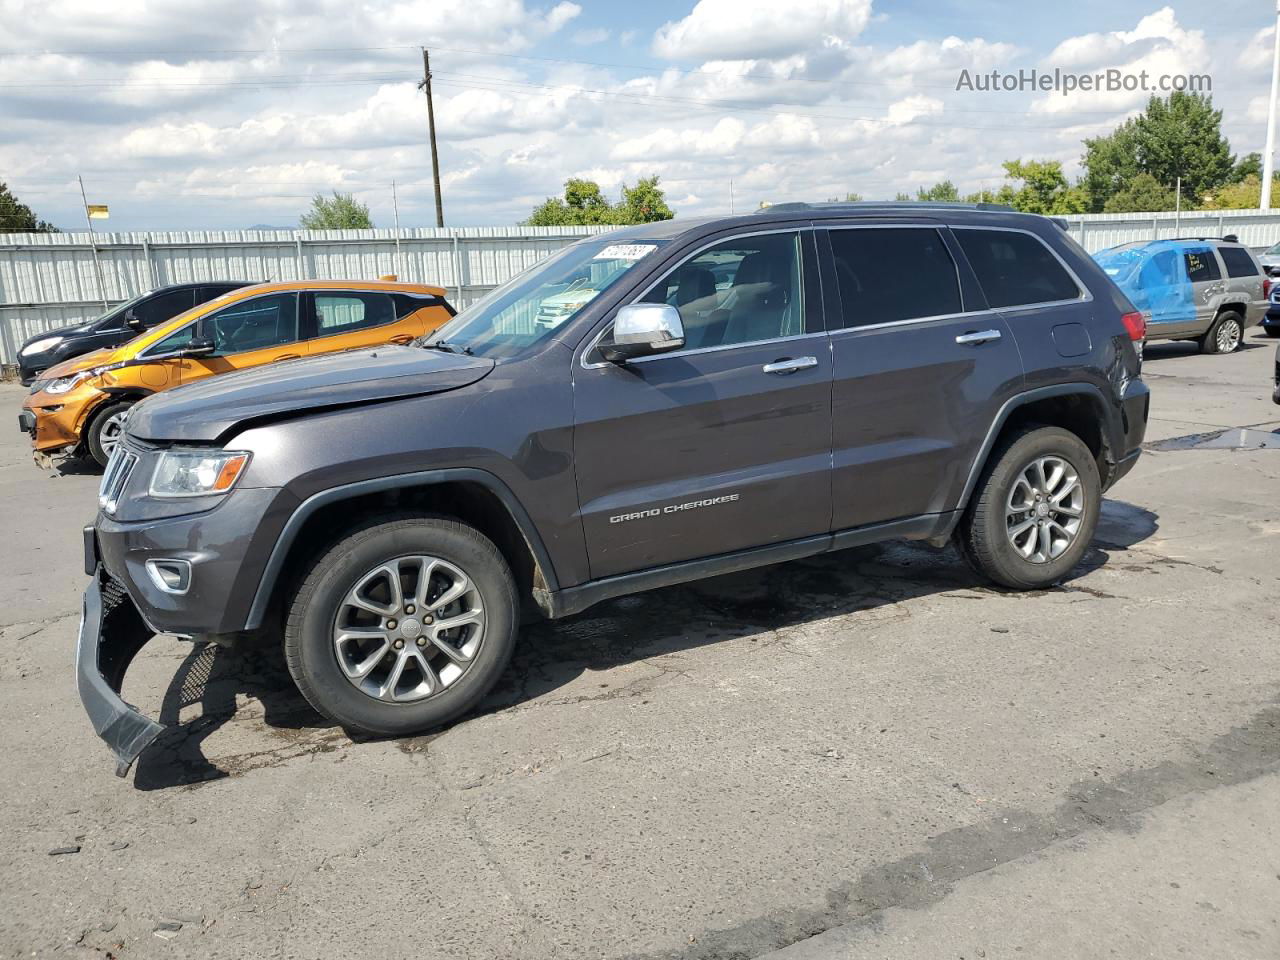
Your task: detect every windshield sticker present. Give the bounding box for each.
[593,244,657,261]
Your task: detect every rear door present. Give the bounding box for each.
[823,222,1024,530]
[301,290,412,354]
[571,228,833,579]
[1182,245,1224,335]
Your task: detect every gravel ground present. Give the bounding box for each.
[1,333,1277,960]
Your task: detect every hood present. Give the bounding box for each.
[127,345,495,443]
[39,346,128,380]
[22,322,93,348]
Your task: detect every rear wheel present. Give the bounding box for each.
[86,400,134,467]
[1263,325,1280,339]
[284,515,519,737]
[959,426,1101,590]
[1201,311,1244,354]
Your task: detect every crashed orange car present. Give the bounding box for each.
[20,279,455,466]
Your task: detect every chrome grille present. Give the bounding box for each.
[98,447,139,515]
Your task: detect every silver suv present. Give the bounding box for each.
[1094,238,1267,353]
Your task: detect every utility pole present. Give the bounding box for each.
[419,48,445,229]
[1263,0,1280,209]
[392,180,403,278]
[77,175,109,311]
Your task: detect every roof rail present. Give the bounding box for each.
[754,200,1017,214]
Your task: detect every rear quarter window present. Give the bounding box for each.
[1217,246,1261,279]
[955,228,1081,308]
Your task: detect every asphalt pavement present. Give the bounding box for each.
[1,334,1278,959]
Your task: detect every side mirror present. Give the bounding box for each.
[177,336,216,358]
[600,304,685,363]
[124,308,145,331]
[1270,267,1280,279]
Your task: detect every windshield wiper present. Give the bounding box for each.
[420,338,473,356]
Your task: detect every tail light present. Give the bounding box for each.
[1120,310,1146,342]
[1265,276,1272,299]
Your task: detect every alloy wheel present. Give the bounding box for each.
[99,412,127,458]
[1004,455,1085,564]
[333,556,485,703]
[1216,318,1242,353]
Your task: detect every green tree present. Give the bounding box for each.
[1000,159,1088,214]
[0,182,58,233]
[1081,120,1141,212]
[526,176,675,226]
[916,180,960,202]
[616,176,674,223]
[1081,92,1233,210]
[1200,173,1280,210]
[893,191,912,201]
[1101,172,1176,213]
[1131,92,1232,206]
[1230,152,1262,183]
[300,191,373,229]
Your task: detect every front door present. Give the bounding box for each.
[571,229,833,580]
[175,292,303,384]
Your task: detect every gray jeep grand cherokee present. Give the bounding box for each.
[78,203,1150,774]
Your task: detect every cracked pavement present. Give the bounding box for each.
[2,334,1279,959]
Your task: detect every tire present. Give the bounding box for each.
[1263,325,1280,339]
[284,515,519,737]
[1201,311,1244,354]
[958,425,1101,590]
[86,399,134,467]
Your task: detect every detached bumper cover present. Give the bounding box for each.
[76,567,165,777]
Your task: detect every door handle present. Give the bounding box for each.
[389,334,413,344]
[762,356,818,375]
[955,329,1002,346]
[271,354,301,362]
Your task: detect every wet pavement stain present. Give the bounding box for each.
[1145,427,1280,452]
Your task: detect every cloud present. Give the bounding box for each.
[573,27,610,46]
[653,0,872,62]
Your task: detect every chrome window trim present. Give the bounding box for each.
[823,222,966,330]
[951,224,1093,309]
[579,226,814,370]
[830,307,998,335]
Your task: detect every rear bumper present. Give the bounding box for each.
[77,565,165,777]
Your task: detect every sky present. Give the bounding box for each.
[0,0,1274,231]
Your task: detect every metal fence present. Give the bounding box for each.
[0,226,611,365]
[3,210,1279,365]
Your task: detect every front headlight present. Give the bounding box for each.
[149,450,251,498]
[21,336,62,356]
[45,370,97,394]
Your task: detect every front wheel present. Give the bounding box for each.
[958,426,1101,590]
[86,400,134,467]
[1201,311,1244,354]
[284,515,519,737]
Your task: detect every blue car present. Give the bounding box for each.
[1093,239,1269,352]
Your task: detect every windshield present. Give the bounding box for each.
[1268,242,1280,255]
[1092,246,1145,283]
[422,238,668,359]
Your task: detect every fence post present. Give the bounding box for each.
[141,237,156,289]
[1152,214,1159,241]
[452,234,464,306]
[295,234,307,280]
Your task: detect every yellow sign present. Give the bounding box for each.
[86,204,109,219]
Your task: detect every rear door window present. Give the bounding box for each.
[134,288,194,328]
[1217,246,1260,278]
[826,227,961,328]
[955,229,1081,308]
[310,292,396,337]
[1183,249,1221,282]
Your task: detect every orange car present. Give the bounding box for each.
[20,279,454,466]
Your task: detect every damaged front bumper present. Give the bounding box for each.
[76,565,165,777]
